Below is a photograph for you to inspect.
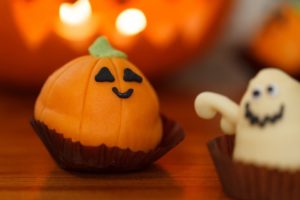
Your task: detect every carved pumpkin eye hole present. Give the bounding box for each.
[123,68,143,83]
[95,67,115,82]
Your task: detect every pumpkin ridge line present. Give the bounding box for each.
[110,58,123,149]
[39,57,80,122]
[78,58,102,142]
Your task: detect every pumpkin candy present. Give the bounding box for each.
[34,37,162,152]
[250,5,300,74]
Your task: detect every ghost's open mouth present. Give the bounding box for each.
[244,103,284,127]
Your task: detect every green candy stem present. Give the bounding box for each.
[88,36,127,58]
[291,0,300,11]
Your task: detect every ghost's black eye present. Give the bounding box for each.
[267,84,278,96]
[95,67,115,82]
[252,88,261,99]
[123,68,143,83]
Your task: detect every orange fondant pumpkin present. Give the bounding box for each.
[0,0,233,88]
[250,5,300,74]
[34,37,162,152]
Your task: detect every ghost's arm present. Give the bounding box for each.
[194,92,239,134]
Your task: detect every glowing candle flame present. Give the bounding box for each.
[116,8,147,36]
[59,0,92,26]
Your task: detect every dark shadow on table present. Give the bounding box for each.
[37,164,183,200]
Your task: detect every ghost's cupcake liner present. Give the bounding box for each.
[30,115,184,173]
[208,135,300,200]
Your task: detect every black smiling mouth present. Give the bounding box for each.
[245,102,284,127]
[112,87,134,99]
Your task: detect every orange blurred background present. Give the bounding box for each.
[0,0,298,94]
[0,0,233,89]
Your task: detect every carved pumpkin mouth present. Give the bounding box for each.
[112,87,134,99]
[244,102,284,127]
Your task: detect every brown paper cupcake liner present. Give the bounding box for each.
[208,135,300,200]
[30,115,184,173]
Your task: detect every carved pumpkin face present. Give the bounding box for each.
[0,0,233,87]
[34,37,162,152]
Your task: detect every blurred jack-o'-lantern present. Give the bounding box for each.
[250,4,300,75]
[0,0,233,88]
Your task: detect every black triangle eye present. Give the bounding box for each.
[95,67,115,82]
[123,68,143,83]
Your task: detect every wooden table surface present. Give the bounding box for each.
[0,88,242,200]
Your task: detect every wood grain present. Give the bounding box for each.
[0,88,240,200]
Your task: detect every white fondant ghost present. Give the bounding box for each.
[195,68,300,171]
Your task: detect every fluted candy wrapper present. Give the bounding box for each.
[31,115,184,173]
[208,135,300,200]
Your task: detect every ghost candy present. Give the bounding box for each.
[195,68,300,171]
